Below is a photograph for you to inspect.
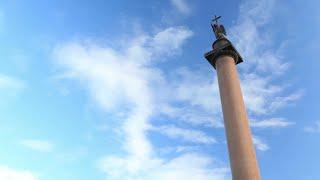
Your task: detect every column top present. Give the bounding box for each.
[204,16,243,69]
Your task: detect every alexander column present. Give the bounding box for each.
[205,16,260,180]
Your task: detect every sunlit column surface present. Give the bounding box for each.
[215,55,260,180]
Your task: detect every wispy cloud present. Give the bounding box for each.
[163,67,223,128]
[158,145,200,154]
[304,121,320,133]
[0,74,25,91]
[230,0,289,74]
[0,166,36,180]
[53,26,229,179]
[251,118,294,128]
[153,125,216,144]
[252,136,269,151]
[20,140,54,152]
[169,0,190,14]
[53,27,193,164]
[98,153,229,180]
[227,0,301,124]
[224,0,302,151]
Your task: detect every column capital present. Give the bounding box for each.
[204,38,243,69]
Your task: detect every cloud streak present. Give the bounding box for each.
[169,0,190,14]
[252,136,269,151]
[153,125,216,144]
[304,121,320,133]
[0,166,36,180]
[251,118,294,128]
[0,74,25,91]
[20,140,54,152]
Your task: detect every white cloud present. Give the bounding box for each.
[0,166,36,180]
[158,145,200,154]
[240,74,282,114]
[252,136,269,151]
[0,74,25,91]
[159,67,223,128]
[172,68,220,112]
[251,118,294,128]
[162,61,297,129]
[223,0,301,151]
[225,0,301,128]
[153,125,216,144]
[159,105,222,127]
[0,74,25,103]
[151,27,193,56]
[230,0,289,74]
[241,74,302,116]
[145,153,228,180]
[53,27,193,164]
[53,27,229,179]
[169,0,190,14]
[269,91,303,111]
[20,140,54,152]
[304,121,320,133]
[98,153,229,180]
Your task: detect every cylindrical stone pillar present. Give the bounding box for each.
[215,55,260,180]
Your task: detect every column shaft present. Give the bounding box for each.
[216,55,260,180]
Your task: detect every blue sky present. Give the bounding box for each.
[0,0,320,179]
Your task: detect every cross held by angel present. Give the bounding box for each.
[211,15,227,39]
